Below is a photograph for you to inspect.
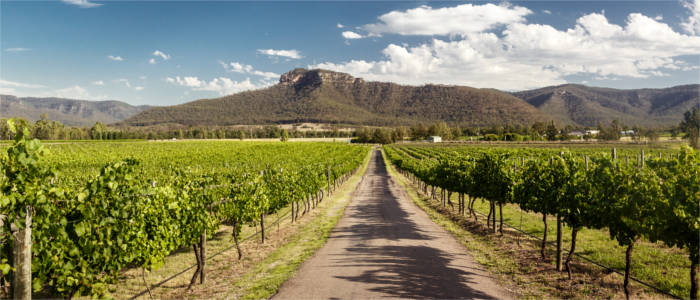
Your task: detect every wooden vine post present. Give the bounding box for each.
[327,166,331,196]
[555,152,564,272]
[12,206,32,300]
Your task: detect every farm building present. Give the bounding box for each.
[427,136,442,143]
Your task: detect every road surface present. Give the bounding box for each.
[273,150,512,299]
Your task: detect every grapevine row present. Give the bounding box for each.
[0,119,369,298]
[384,144,699,299]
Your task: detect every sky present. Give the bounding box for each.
[1,0,699,106]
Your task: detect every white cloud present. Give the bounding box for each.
[139,75,147,80]
[114,78,145,91]
[115,78,131,88]
[654,15,663,21]
[53,85,91,99]
[107,55,124,61]
[220,61,280,79]
[166,76,272,95]
[92,80,104,86]
[0,79,46,89]
[682,0,700,35]
[4,48,30,52]
[342,31,364,39]
[257,49,302,59]
[312,8,700,90]
[361,3,531,37]
[337,23,345,28]
[149,58,157,64]
[152,50,171,60]
[61,0,101,8]
[543,10,552,15]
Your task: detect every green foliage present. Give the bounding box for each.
[384,143,698,299]
[0,121,369,298]
[680,107,700,149]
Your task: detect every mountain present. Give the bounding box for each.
[512,84,699,127]
[122,68,549,127]
[0,95,151,126]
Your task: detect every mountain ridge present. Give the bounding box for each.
[0,95,150,126]
[512,83,699,127]
[122,68,550,127]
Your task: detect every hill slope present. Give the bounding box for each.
[123,69,549,127]
[0,95,150,126]
[512,84,699,127]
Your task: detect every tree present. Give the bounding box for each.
[680,107,700,149]
[598,120,622,141]
[280,129,289,142]
[546,121,558,141]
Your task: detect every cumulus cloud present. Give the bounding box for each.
[150,50,170,64]
[337,23,345,28]
[257,49,302,59]
[115,78,131,88]
[5,48,30,52]
[313,6,700,90]
[166,76,271,95]
[61,0,101,8]
[543,9,552,15]
[361,3,531,37]
[220,61,279,79]
[92,80,104,86]
[682,0,700,35]
[107,55,124,61]
[153,50,170,60]
[342,31,364,39]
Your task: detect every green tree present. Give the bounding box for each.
[280,129,289,142]
[680,107,700,149]
[546,121,558,141]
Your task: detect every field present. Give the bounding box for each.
[0,137,369,298]
[1,137,697,299]
[384,142,697,299]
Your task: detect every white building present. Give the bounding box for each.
[427,136,442,143]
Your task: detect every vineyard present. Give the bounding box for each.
[384,143,698,299]
[0,120,369,298]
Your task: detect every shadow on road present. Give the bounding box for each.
[334,244,495,299]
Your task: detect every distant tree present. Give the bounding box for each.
[546,121,558,141]
[532,121,547,136]
[280,129,289,142]
[90,122,108,140]
[598,120,622,141]
[410,123,428,140]
[680,107,700,149]
[429,122,452,140]
[670,126,680,140]
[372,128,393,144]
[644,128,659,143]
[451,125,462,140]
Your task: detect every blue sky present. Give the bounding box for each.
[1,0,699,106]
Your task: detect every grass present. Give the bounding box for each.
[382,149,686,299]
[108,149,371,299]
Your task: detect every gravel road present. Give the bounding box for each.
[273,150,513,299]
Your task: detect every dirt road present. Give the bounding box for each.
[273,150,512,299]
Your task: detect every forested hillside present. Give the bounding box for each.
[122,69,549,127]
